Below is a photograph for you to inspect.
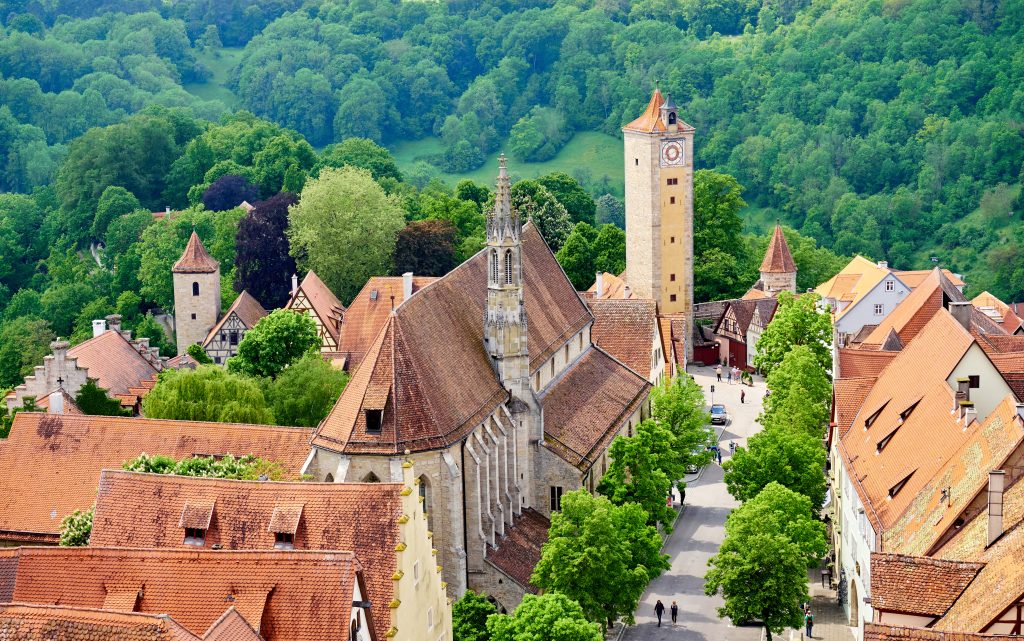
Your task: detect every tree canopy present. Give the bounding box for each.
[228,309,319,379]
[234,192,298,309]
[753,292,832,376]
[141,365,275,424]
[487,593,601,641]
[453,590,496,641]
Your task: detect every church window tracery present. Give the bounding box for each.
[504,251,514,285]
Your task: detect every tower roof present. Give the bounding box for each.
[760,224,796,274]
[172,232,219,274]
[623,88,693,134]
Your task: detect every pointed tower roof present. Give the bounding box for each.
[760,224,796,274]
[172,232,219,274]
[623,88,693,134]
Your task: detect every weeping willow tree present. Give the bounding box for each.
[141,365,274,424]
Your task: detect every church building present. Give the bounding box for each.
[303,156,651,610]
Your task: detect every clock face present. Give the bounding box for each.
[661,139,685,166]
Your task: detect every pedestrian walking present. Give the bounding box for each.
[740,389,745,404]
[654,600,665,627]
[716,448,722,465]
[670,601,678,624]
[680,484,686,504]
[804,609,814,638]
[732,367,740,384]
[716,364,722,382]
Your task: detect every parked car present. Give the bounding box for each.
[710,403,728,425]
[685,427,716,474]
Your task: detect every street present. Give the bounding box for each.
[622,365,765,641]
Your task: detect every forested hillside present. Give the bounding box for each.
[0,0,1022,351]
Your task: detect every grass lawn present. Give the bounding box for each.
[183,46,245,107]
[389,131,626,194]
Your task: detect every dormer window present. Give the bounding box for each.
[269,503,302,549]
[366,409,382,433]
[899,399,921,423]
[889,471,915,499]
[274,532,294,550]
[864,400,889,429]
[184,527,206,546]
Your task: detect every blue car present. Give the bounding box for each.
[710,404,728,425]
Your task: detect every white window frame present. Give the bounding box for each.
[885,280,894,292]
[874,303,884,315]
[413,560,421,586]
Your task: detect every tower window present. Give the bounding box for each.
[667,178,678,185]
[504,250,514,285]
[490,250,499,284]
[668,112,677,124]
[670,294,677,302]
[192,282,200,296]
[635,158,639,166]
[191,313,196,320]
[670,236,675,243]
[670,274,676,282]
[670,196,676,204]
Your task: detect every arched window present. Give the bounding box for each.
[324,473,334,483]
[668,112,677,124]
[362,471,380,483]
[418,474,432,531]
[490,250,499,284]
[504,250,514,285]
[192,282,200,296]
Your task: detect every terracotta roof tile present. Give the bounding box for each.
[587,272,631,300]
[862,270,965,347]
[895,269,965,289]
[0,414,312,541]
[172,232,219,274]
[837,348,899,378]
[486,509,550,591]
[89,472,402,641]
[622,89,694,134]
[587,298,658,379]
[313,223,592,455]
[336,276,437,371]
[885,397,1024,557]
[833,377,876,438]
[68,331,160,398]
[541,348,651,471]
[32,389,83,415]
[870,553,983,617]
[202,608,262,641]
[760,224,796,273]
[287,271,345,345]
[0,603,203,641]
[838,310,977,530]
[865,624,1020,641]
[203,292,267,347]
[0,547,360,641]
[815,256,894,320]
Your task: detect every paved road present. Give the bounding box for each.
[622,365,766,641]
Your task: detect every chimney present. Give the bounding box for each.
[291,273,298,296]
[959,401,977,427]
[595,272,604,298]
[877,260,888,269]
[402,272,414,301]
[92,319,107,338]
[49,391,64,415]
[105,314,122,334]
[988,470,1005,546]
[623,285,631,299]
[949,301,972,330]
[956,377,971,403]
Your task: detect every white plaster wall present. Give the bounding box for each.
[834,277,911,337]
[835,457,875,641]
[947,343,1016,421]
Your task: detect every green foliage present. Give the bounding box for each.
[650,374,714,473]
[511,181,574,252]
[555,224,595,290]
[532,490,669,628]
[452,590,496,641]
[705,483,827,639]
[487,593,602,641]
[595,194,624,229]
[186,343,213,364]
[724,427,827,509]
[288,166,406,303]
[753,292,832,376]
[141,366,275,424]
[123,452,286,480]
[393,219,459,277]
[264,354,349,427]
[228,309,319,380]
[592,224,626,275]
[133,313,172,357]
[762,345,832,431]
[509,107,572,163]
[59,508,93,547]
[537,173,596,226]
[92,186,142,242]
[75,379,130,416]
[318,138,402,183]
[598,420,679,533]
[693,170,747,302]
[0,316,56,388]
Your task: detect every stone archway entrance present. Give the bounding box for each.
[849,579,860,626]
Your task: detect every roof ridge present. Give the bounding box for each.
[172,232,219,274]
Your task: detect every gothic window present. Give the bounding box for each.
[491,250,499,284]
[192,282,200,296]
[504,250,514,285]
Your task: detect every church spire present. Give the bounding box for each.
[487,154,518,243]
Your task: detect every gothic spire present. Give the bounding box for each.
[488,154,518,241]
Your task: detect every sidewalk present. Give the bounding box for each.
[785,568,853,641]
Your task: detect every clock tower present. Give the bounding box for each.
[623,88,694,358]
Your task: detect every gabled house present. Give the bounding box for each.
[202,290,268,364]
[587,297,669,385]
[817,257,913,348]
[286,271,346,359]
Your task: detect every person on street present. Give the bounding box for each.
[670,601,679,624]
[655,600,665,627]
[804,609,814,638]
[716,364,722,382]
[716,448,722,465]
[740,389,745,404]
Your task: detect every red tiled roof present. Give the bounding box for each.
[486,509,549,592]
[622,89,694,134]
[541,348,651,471]
[203,291,267,347]
[172,232,219,274]
[837,348,899,378]
[313,223,593,455]
[895,269,965,289]
[32,389,82,415]
[336,275,437,371]
[587,298,658,379]
[760,224,796,274]
[0,603,203,641]
[865,624,1020,641]
[870,553,983,617]
[586,272,631,300]
[833,377,876,438]
[202,608,262,641]
[0,547,361,641]
[0,413,312,541]
[862,269,965,348]
[89,471,402,641]
[68,330,160,398]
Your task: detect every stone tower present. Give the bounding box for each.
[623,88,694,358]
[172,231,221,356]
[759,223,797,295]
[484,155,529,390]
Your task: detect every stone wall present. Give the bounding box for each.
[172,269,221,356]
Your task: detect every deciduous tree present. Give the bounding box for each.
[288,167,406,303]
[393,219,459,276]
[537,172,596,225]
[650,375,713,473]
[724,427,827,508]
[317,137,402,182]
[228,309,318,379]
[75,379,129,416]
[92,186,142,241]
[453,590,496,641]
[201,174,259,212]
[762,344,831,422]
[555,224,594,290]
[59,508,92,547]
[753,292,832,376]
[511,181,573,252]
[141,366,275,424]
[598,419,679,532]
[0,316,55,388]
[487,593,601,641]
[264,353,348,427]
[123,452,286,480]
[234,192,298,309]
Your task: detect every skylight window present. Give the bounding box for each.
[889,471,915,499]
[899,399,921,423]
[864,400,889,429]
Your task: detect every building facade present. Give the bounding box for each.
[201,290,267,364]
[172,232,221,356]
